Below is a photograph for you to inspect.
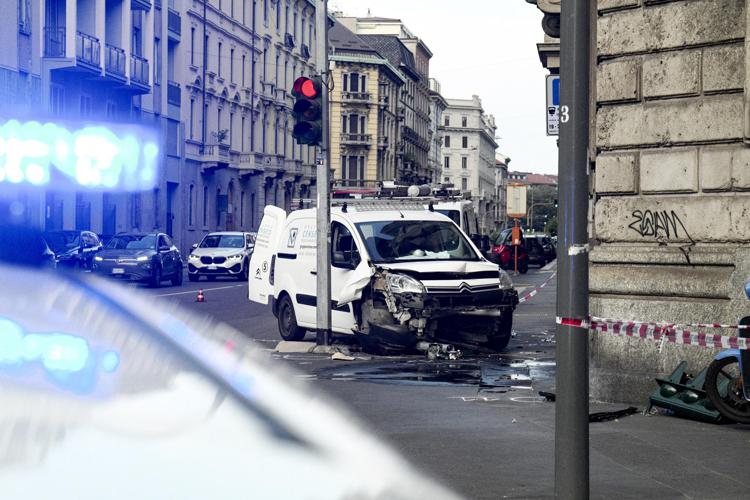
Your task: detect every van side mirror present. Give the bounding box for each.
[332,250,358,270]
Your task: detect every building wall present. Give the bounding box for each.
[590,0,750,402]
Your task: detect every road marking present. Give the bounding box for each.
[153,285,244,297]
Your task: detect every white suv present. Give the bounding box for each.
[188,232,256,281]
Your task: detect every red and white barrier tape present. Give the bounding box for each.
[590,316,749,330]
[517,272,557,304]
[556,317,749,350]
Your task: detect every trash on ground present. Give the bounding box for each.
[647,360,722,423]
[588,407,638,423]
[331,352,356,361]
[416,341,461,360]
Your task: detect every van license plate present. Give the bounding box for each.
[112,268,125,275]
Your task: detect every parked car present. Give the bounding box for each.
[43,230,102,270]
[92,232,183,287]
[249,204,518,353]
[522,233,556,267]
[188,231,256,282]
[489,228,529,274]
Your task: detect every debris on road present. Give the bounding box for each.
[588,407,638,423]
[332,352,356,361]
[539,391,556,402]
[416,341,461,360]
[647,361,722,423]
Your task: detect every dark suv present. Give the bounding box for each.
[92,233,183,287]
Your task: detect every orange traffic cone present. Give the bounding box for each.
[196,289,205,302]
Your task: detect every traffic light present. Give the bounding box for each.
[291,76,323,145]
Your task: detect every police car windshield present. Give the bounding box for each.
[200,235,244,248]
[435,209,460,226]
[357,220,479,263]
[106,235,156,250]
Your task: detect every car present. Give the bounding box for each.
[0,226,459,500]
[92,232,184,287]
[488,228,529,273]
[187,231,255,282]
[43,230,102,270]
[249,203,519,353]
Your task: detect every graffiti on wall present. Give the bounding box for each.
[628,209,695,244]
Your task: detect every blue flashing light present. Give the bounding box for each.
[100,351,120,373]
[0,119,160,191]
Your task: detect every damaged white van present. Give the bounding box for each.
[249,203,519,353]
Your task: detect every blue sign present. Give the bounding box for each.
[552,77,560,106]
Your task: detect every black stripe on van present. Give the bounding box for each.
[277,253,297,260]
[296,294,350,313]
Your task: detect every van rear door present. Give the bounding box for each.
[248,205,287,305]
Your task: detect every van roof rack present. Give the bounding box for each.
[330,199,428,212]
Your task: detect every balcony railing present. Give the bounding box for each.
[167,80,181,105]
[44,27,66,57]
[105,44,126,77]
[130,54,150,86]
[342,91,371,103]
[341,133,371,145]
[168,8,181,35]
[76,31,101,68]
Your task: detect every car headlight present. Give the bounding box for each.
[385,273,425,294]
[136,255,149,262]
[228,254,243,260]
[94,256,103,262]
[499,269,513,289]
[189,254,199,260]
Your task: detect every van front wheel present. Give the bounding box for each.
[277,295,306,341]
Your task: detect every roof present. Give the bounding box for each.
[357,35,419,80]
[329,22,380,55]
[508,171,558,186]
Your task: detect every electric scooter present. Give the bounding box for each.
[705,280,750,424]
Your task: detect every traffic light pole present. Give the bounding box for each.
[555,0,591,498]
[314,0,331,346]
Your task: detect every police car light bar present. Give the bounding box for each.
[0,119,159,191]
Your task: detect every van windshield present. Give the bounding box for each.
[356,220,479,263]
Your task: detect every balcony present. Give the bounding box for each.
[284,33,295,48]
[168,8,181,41]
[105,44,126,80]
[301,44,310,60]
[130,54,150,89]
[341,133,371,146]
[131,0,152,10]
[44,27,65,57]
[76,31,101,69]
[342,91,371,103]
[167,80,181,105]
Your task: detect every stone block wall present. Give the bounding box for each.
[591,0,750,402]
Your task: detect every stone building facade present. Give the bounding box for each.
[440,96,499,233]
[328,21,404,188]
[428,78,448,182]
[530,0,750,402]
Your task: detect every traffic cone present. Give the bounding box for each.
[196,289,205,303]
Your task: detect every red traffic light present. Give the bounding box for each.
[292,77,319,99]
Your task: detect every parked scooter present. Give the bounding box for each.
[705,280,750,424]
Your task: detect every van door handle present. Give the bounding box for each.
[310,270,317,275]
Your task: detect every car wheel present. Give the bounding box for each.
[238,260,249,281]
[149,265,162,288]
[171,267,183,286]
[519,260,529,274]
[277,294,306,341]
[486,312,513,351]
[188,273,199,282]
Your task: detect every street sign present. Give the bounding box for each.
[546,74,560,136]
[507,183,527,219]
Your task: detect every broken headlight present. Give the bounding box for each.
[499,269,513,289]
[385,273,426,295]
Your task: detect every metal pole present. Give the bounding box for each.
[555,0,591,498]
[315,0,331,345]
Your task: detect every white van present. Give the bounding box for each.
[249,203,519,353]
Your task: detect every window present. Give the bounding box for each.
[250,193,256,228]
[190,28,195,65]
[241,116,246,150]
[341,156,365,187]
[462,116,467,127]
[189,99,195,139]
[263,0,268,24]
[444,177,450,182]
[231,0,235,17]
[274,53,279,85]
[230,112,234,148]
[50,85,64,116]
[462,157,468,169]
[131,193,141,229]
[217,108,222,139]
[285,5,289,33]
[203,186,208,226]
[461,178,468,190]
[153,39,161,84]
[240,191,245,226]
[462,136,468,148]
[188,184,195,226]
[444,135,450,147]
[218,42,222,77]
[18,0,31,33]
[242,55,246,86]
[443,156,450,169]
[293,11,297,37]
[331,222,360,268]
[276,0,280,30]
[230,48,234,83]
[262,49,267,81]
[80,95,92,117]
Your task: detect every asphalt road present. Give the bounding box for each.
[130,262,750,500]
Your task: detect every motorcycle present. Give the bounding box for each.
[705,280,750,424]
